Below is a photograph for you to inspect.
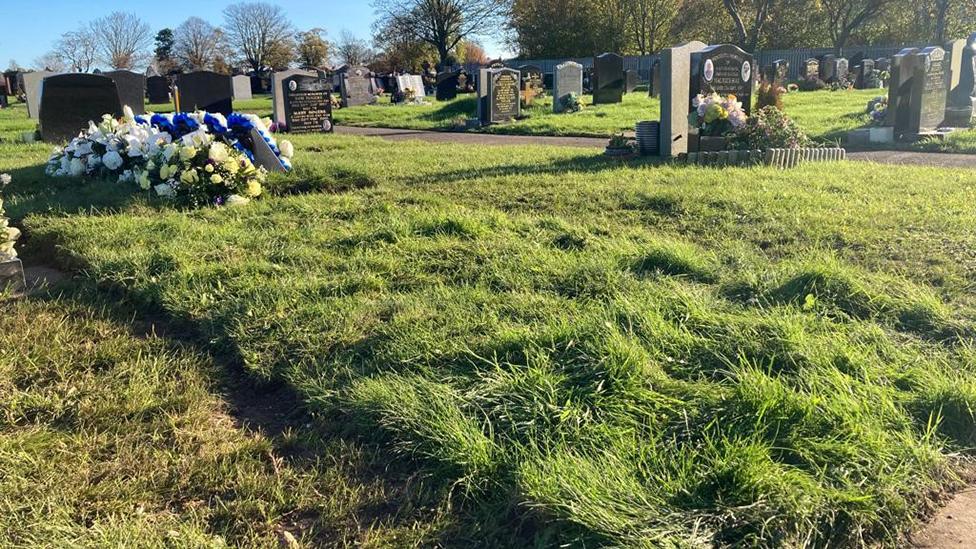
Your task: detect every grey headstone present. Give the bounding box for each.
[39,73,122,143]
[820,54,837,81]
[648,60,661,97]
[593,53,624,104]
[232,75,252,100]
[175,71,232,115]
[945,35,976,126]
[104,70,146,115]
[624,69,638,93]
[23,71,55,120]
[803,58,819,79]
[271,69,317,125]
[659,40,707,157]
[553,61,583,113]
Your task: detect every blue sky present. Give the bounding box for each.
[0,0,508,70]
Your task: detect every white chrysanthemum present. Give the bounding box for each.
[225,194,250,206]
[154,183,176,197]
[279,140,294,159]
[69,157,86,177]
[102,151,124,171]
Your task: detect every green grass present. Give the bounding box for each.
[7,114,976,546]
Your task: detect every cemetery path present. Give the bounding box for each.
[335,126,976,168]
[911,485,976,548]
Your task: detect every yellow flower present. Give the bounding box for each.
[223,160,239,174]
[245,179,262,197]
[704,103,727,124]
[159,164,169,179]
[137,171,151,190]
[210,174,223,184]
[208,142,230,163]
[180,146,198,162]
[205,164,214,173]
[180,168,199,184]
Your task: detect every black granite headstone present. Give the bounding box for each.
[593,53,624,104]
[176,71,232,115]
[147,76,170,104]
[436,71,460,101]
[104,70,146,115]
[855,59,876,89]
[909,46,947,134]
[479,68,520,124]
[886,48,921,134]
[282,75,333,133]
[39,73,122,143]
[690,44,755,115]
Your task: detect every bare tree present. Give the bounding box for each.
[372,0,508,65]
[335,30,374,66]
[295,28,331,69]
[821,0,891,50]
[222,2,295,72]
[628,0,679,55]
[51,28,99,72]
[175,17,223,71]
[33,52,67,72]
[90,12,153,69]
[721,0,773,51]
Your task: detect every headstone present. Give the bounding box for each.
[232,75,252,100]
[339,66,377,107]
[435,71,459,101]
[553,61,583,113]
[908,46,948,134]
[819,54,837,82]
[519,64,544,105]
[248,127,287,173]
[147,76,170,104]
[945,35,976,126]
[104,70,146,115]
[593,53,624,104]
[835,57,850,82]
[39,74,122,143]
[855,59,876,89]
[281,74,333,133]
[478,67,520,125]
[648,59,661,97]
[875,57,891,72]
[175,71,233,115]
[690,44,755,115]
[659,40,707,157]
[271,69,316,125]
[849,52,865,69]
[624,69,638,93]
[886,48,922,134]
[803,58,820,79]
[582,68,593,93]
[773,59,789,82]
[23,70,55,120]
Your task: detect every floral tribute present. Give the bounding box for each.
[689,93,748,137]
[46,107,294,207]
[866,96,888,126]
[0,173,20,262]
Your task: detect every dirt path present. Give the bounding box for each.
[912,488,976,547]
[335,126,976,168]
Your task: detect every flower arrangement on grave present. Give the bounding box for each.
[605,132,635,157]
[689,93,747,137]
[866,96,887,126]
[46,107,294,207]
[561,92,583,113]
[0,173,19,262]
[730,106,812,150]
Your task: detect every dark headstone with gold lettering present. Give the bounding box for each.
[478,68,521,125]
[39,73,122,143]
[690,44,755,115]
[282,75,334,134]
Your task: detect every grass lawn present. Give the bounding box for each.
[4,88,976,547]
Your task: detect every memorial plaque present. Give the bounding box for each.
[592,53,624,104]
[104,70,146,115]
[553,61,583,113]
[23,70,55,120]
[910,46,947,133]
[339,66,377,107]
[479,68,520,124]
[232,75,252,100]
[886,48,921,134]
[39,74,122,143]
[690,44,755,115]
[176,71,232,115]
[271,69,316,125]
[803,58,819,79]
[147,76,170,104]
[282,75,333,133]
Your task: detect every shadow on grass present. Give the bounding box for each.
[3,163,146,221]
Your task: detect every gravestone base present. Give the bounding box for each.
[907,128,955,142]
[0,258,26,295]
[847,127,895,146]
[944,103,974,127]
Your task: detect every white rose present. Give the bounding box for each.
[279,140,294,159]
[0,174,10,186]
[208,142,229,163]
[69,158,86,177]
[102,151,124,171]
[225,194,250,206]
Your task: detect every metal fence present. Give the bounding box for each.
[494,44,926,84]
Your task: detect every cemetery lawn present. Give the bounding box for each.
[8,126,976,546]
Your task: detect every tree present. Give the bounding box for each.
[295,28,331,69]
[33,52,67,72]
[460,40,489,64]
[372,0,508,65]
[508,0,597,58]
[90,12,153,70]
[819,0,891,50]
[50,28,98,72]
[628,0,680,54]
[223,2,295,73]
[335,30,374,66]
[720,0,774,50]
[154,29,178,75]
[174,17,223,71]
